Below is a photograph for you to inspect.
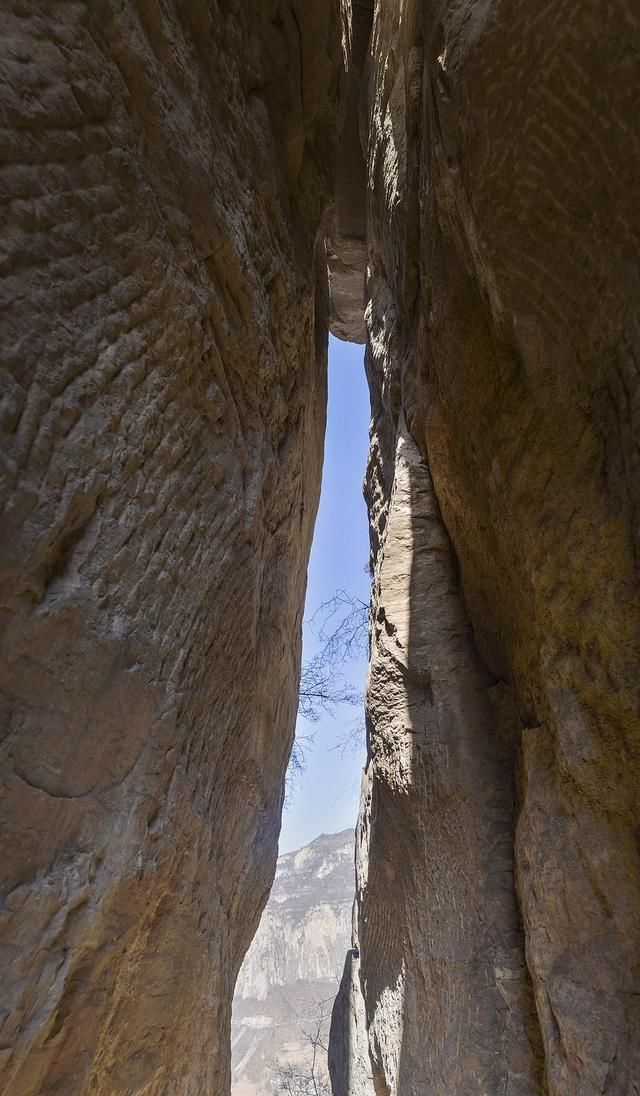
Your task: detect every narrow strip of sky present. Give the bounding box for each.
[279,336,370,854]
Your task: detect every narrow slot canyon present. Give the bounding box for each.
[231,336,370,1096]
[1,2,639,1095]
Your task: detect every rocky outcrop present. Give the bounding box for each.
[232,830,354,1095]
[0,2,347,1092]
[329,947,374,1096]
[354,1,640,1094]
[360,424,542,1093]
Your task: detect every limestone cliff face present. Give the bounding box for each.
[234,831,353,1002]
[232,830,353,1095]
[0,2,347,1092]
[354,1,640,1094]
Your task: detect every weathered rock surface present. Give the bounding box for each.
[0,2,347,1091]
[231,830,353,1095]
[360,424,542,1094]
[326,0,373,345]
[329,946,374,1096]
[354,1,640,1094]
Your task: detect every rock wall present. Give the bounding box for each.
[326,0,373,344]
[234,831,353,1002]
[329,946,375,1096]
[355,1,640,1094]
[0,2,347,1092]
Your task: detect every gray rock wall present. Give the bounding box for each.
[329,947,374,1096]
[0,2,346,1091]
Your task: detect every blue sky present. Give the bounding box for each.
[279,336,371,854]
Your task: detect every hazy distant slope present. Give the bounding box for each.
[231,830,354,1094]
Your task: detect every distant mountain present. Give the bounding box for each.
[231,830,355,1095]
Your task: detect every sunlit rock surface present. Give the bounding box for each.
[231,831,353,1095]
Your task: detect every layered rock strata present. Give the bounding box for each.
[354,1,640,1094]
[0,2,347,1091]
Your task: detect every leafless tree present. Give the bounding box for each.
[286,591,369,799]
[309,589,369,664]
[272,997,333,1096]
[330,715,366,759]
[297,652,361,723]
[272,1061,332,1096]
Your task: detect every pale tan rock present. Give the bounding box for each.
[329,946,375,1096]
[358,422,541,1094]
[0,2,346,1092]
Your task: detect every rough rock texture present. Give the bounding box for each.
[326,0,372,344]
[359,424,542,1094]
[232,830,353,1095]
[354,1,640,1094]
[329,946,374,1096]
[0,2,347,1092]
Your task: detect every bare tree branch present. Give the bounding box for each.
[329,715,366,759]
[271,997,334,1095]
[298,652,361,723]
[285,590,369,804]
[309,589,369,664]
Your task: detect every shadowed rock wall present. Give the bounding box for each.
[354,1,640,1093]
[0,2,347,1091]
[327,0,373,344]
[329,946,375,1096]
